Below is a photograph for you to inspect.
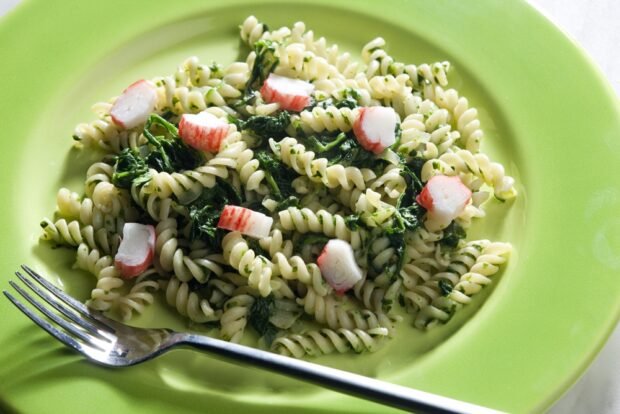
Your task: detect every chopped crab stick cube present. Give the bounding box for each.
[114,223,156,279]
[110,80,158,129]
[179,111,230,152]
[217,205,273,239]
[416,175,472,228]
[260,73,315,112]
[317,239,363,295]
[352,106,400,154]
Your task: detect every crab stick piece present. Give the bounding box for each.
[260,73,314,112]
[110,80,158,129]
[179,111,230,152]
[217,205,273,239]
[114,223,156,279]
[352,106,400,154]
[317,239,363,295]
[416,175,472,228]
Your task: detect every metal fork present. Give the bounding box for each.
[3,265,503,414]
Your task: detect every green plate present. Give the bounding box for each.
[0,0,618,413]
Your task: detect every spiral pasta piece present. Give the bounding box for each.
[272,327,389,358]
[278,207,353,242]
[74,243,124,312]
[362,37,450,93]
[117,272,160,322]
[409,241,511,328]
[164,276,220,323]
[220,294,255,342]
[222,231,274,297]
[155,219,224,283]
[270,252,329,296]
[293,106,359,134]
[421,149,517,200]
[275,43,341,82]
[433,86,483,153]
[299,287,394,332]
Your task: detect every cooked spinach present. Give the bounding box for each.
[439,221,466,248]
[255,150,297,200]
[187,179,242,248]
[112,148,150,189]
[438,280,453,296]
[245,39,279,95]
[111,114,203,189]
[241,111,291,139]
[248,294,278,346]
[143,114,204,173]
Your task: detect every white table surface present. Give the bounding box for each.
[0,1,618,413]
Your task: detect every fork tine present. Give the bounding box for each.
[3,290,86,355]
[8,281,110,351]
[15,271,115,342]
[20,265,116,331]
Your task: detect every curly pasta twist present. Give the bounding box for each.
[362,37,450,91]
[74,243,124,312]
[235,145,268,194]
[299,287,394,332]
[155,219,224,283]
[292,106,359,135]
[409,241,511,328]
[272,327,389,358]
[288,21,360,79]
[164,276,220,323]
[278,207,353,243]
[239,15,293,47]
[447,242,512,303]
[220,294,255,343]
[222,231,274,297]
[354,189,397,228]
[421,149,517,200]
[370,164,406,199]
[130,183,176,221]
[41,218,122,255]
[117,272,159,322]
[400,245,451,289]
[258,229,294,258]
[352,73,410,101]
[239,15,267,46]
[154,76,240,115]
[173,56,223,88]
[275,43,341,81]
[402,241,487,319]
[404,227,444,262]
[433,86,483,153]
[270,252,330,296]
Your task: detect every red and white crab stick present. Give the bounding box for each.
[217,205,273,239]
[260,73,315,112]
[352,106,400,154]
[114,223,156,279]
[317,239,363,295]
[179,111,230,153]
[110,80,158,129]
[416,175,472,229]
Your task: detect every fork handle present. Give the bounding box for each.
[176,333,503,414]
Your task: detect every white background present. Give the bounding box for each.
[0,0,618,412]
